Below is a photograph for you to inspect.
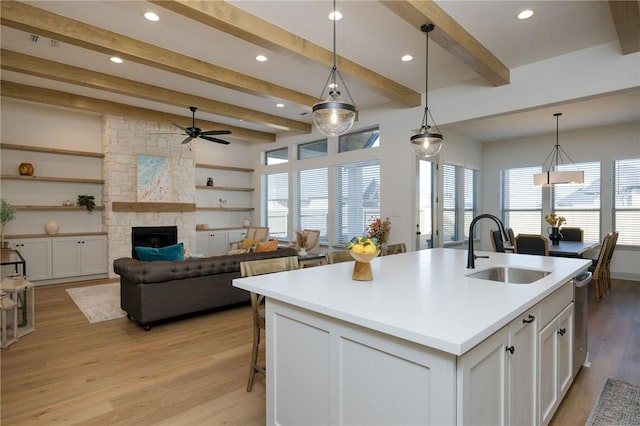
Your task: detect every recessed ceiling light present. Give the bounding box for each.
[517,10,534,20]
[256,55,268,62]
[401,54,413,62]
[110,56,123,64]
[276,103,285,108]
[329,11,342,21]
[144,12,159,22]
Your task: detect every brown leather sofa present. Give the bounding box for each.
[113,247,297,330]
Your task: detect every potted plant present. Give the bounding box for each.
[77,195,96,212]
[1,198,16,251]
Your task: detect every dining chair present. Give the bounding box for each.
[588,233,613,302]
[327,250,354,264]
[559,227,583,242]
[240,255,299,392]
[506,227,516,246]
[514,234,549,256]
[603,231,619,292]
[381,243,406,256]
[490,230,506,253]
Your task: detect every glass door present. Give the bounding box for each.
[417,159,435,249]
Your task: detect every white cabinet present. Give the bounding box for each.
[6,238,52,281]
[196,231,229,257]
[52,235,107,278]
[539,303,574,425]
[458,307,538,425]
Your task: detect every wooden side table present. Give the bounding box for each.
[0,275,35,337]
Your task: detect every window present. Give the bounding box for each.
[335,160,380,245]
[613,158,640,246]
[264,172,288,239]
[418,159,434,250]
[296,167,328,243]
[265,148,288,165]
[339,127,380,153]
[501,166,543,234]
[552,162,601,242]
[443,164,478,242]
[298,140,327,160]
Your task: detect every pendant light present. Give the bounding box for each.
[312,0,356,137]
[533,113,584,186]
[410,24,443,159]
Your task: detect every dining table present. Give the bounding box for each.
[504,240,598,258]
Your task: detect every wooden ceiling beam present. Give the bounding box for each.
[0,1,316,109]
[608,0,640,55]
[150,0,421,108]
[0,81,276,143]
[0,49,311,134]
[381,0,510,87]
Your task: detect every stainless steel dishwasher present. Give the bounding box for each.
[573,271,592,376]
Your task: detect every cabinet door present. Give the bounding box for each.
[52,237,82,278]
[458,325,509,426]
[81,236,107,275]
[509,308,538,426]
[8,238,52,281]
[556,304,574,400]
[196,232,212,257]
[211,232,229,256]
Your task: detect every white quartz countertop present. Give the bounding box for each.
[233,248,591,356]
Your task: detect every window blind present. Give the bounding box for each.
[442,164,458,242]
[552,162,601,242]
[613,158,640,246]
[335,160,380,245]
[501,166,542,234]
[464,168,479,240]
[265,172,288,239]
[296,167,329,243]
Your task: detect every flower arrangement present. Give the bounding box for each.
[347,236,379,255]
[1,198,16,247]
[367,217,391,245]
[544,212,566,228]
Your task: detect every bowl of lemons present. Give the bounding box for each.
[347,236,380,263]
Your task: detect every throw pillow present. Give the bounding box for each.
[242,238,262,250]
[135,242,185,261]
[255,239,278,253]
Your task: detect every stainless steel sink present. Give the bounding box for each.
[466,266,551,284]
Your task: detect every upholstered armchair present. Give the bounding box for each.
[228,227,270,253]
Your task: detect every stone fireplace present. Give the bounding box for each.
[131,226,178,258]
[102,115,196,276]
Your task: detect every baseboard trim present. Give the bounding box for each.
[612,272,640,282]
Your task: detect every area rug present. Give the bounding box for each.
[66,283,127,324]
[586,378,640,426]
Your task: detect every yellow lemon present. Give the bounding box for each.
[351,243,365,254]
[363,244,377,255]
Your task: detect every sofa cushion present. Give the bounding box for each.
[135,242,184,261]
[255,239,278,252]
[242,238,262,249]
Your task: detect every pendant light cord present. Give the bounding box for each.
[332,0,337,71]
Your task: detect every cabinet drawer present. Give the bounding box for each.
[539,281,573,329]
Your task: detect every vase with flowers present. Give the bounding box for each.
[295,230,308,256]
[367,217,391,246]
[544,212,566,245]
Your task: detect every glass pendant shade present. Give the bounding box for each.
[312,90,356,136]
[411,124,443,158]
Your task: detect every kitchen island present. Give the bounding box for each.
[233,248,591,425]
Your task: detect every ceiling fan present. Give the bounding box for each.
[172,106,232,145]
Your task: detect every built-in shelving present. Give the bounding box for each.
[195,185,254,192]
[5,232,107,239]
[196,207,254,212]
[0,143,104,158]
[195,163,253,173]
[13,205,105,211]
[1,175,104,184]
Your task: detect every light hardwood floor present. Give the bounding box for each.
[1,277,638,425]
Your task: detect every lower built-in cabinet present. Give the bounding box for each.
[196,228,248,257]
[458,306,538,425]
[5,238,53,281]
[52,236,108,278]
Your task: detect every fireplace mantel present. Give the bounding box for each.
[112,202,196,213]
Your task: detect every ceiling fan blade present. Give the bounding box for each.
[172,123,187,132]
[181,136,194,144]
[199,135,230,145]
[200,130,232,136]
